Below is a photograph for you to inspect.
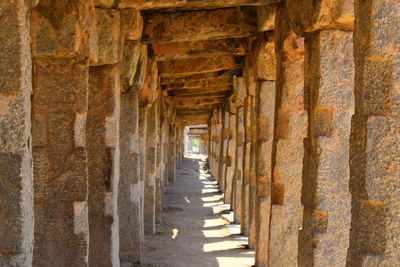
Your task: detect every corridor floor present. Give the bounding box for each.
[142,154,255,267]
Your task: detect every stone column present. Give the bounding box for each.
[138,104,147,240]
[224,111,237,204]
[219,110,230,191]
[168,123,176,183]
[241,96,253,237]
[347,0,400,266]
[119,91,142,265]
[32,58,90,267]
[298,30,354,267]
[268,7,307,266]
[255,80,276,265]
[87,5,125,266]
[87,65,121,267]
[0,1,34,265]
[144,103,157,235]
[155,100,162,227]
[30,1,97,265]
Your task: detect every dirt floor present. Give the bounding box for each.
[142,154,255,267]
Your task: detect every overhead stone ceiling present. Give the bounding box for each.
[125,0,279,124]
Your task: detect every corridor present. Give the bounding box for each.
[143,155,255,267]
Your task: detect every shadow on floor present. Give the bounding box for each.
[142,155,255,267]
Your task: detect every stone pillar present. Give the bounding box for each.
[298,30,354,267]
[219,110,230,191]
[241,96,253,237]
[30,0,97,264]
[87,5,125,265]
[32,58,90,266]
[144,103,157,235]
[268,7,307,266]
[87,65,121,267]
[119,91,142,265]
[255,79,276,266]
[224,112,237,204]
[168,123,176,183]
[138,104,147,240]
[347,0,400,266]
[155,100,162,226]
[0,1,34,265]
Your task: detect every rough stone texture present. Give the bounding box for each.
[255,81,275,267]
[240,96,253,237]
[347,0,400,266]
[119,91,142,265]
[268,7,307,266]
[158,56,243,78]
[2,1,400,266]
[151,38,247,61]
[123,9,143,41]
[120,0,278,10]
[32,58,89,267]
[31,0,96,59]
[299,30,354,267]
[144,103,158,235]
[256,5,276,32]
[142,7,257,43]
[286,0,354,33]
[121,41,147,91]
[93,8,123,66]
[87,65,121,267]
[224,112,237,204]
[0,1,34,265]
[253,35,276,81]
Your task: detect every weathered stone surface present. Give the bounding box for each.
[347,1,400,266]
[119,90,142,264]
[120,0,278,10]
[158,56,243,78]
[87,65,120,267]
[32,58,89,266]
[151,38,247,61]
[140,59,158,105]
[94,0,116,8]
[224,113,237,204]
[0,2,33,264]
[257,5,276,32]
[163,77,232,91]
[252,35,276,81]
[144,103,158,235]
[123,9,143,41]
[286,0,354,33]
[299,30,354,267]
[268,7,307,266]
[143,7,257,43]
[121,41,148,91]
[31,0,95,58]
[93,8,123,66]
[255,81,275,267]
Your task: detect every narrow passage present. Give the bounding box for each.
[143,154,255,267]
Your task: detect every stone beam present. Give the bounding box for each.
[174,97,225,108]
[168,86,232,97]
[142,7,257,43]
[120,0,280,10]
[160,69,242,84]
[158,56,243,78]
[173,92,230,98]
[176,114,210,124]
[163,77,232,91]
[151,38,247,61]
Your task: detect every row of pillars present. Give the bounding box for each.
[208,3,399,267]
[0,1,185,266]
